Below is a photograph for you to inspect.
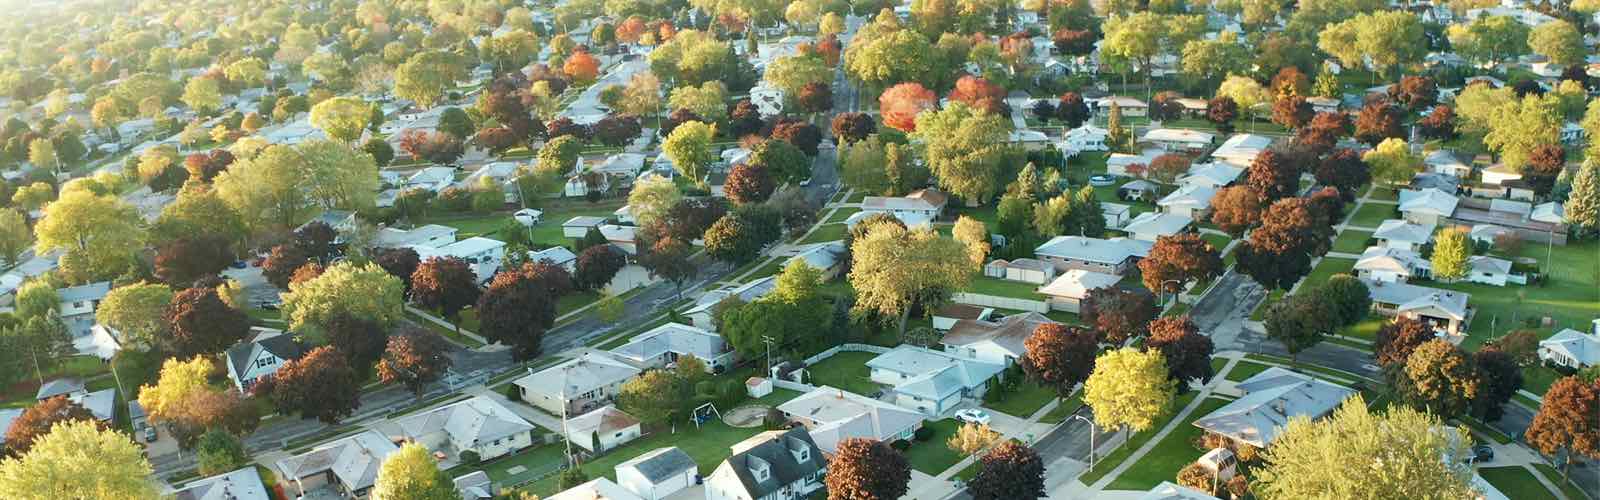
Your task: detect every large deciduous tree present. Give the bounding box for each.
[376,329,453,396]
[3,396,99,457]
[309,97,372,143]
[1471,347,1524,422]
[265,346,361,424]
[323,314,389,376]
[33,190,143,284]
[1021,323,1098,399]
[1253,397,1475,498]
[154,235,235,286]
[911,102,1012,203]
[1208,186,1262,237]
[95,282,174,350]
[725,163,775,205]
[164,286,249,358]
[573,245,626,291]
[1084,348,1176,433]
[282,262,405,334]
[1374,317,1434,368]
[1430,227,1471,282]
[1245,149,1300,202]
[476,263,563,360]
[410,257,481,324]
[967,441,1046,500]
[1138,234,1222,295]
[1263,295,1335,363]
[371,443,460,500]
[0,420,156,499]
[1524,376,1600,474]
[849,225,972,336]
[826,438,911,500]
[1081,287,1157,345]
[879,83,936,132]
[1400,340,1480,419]
[1144,316,1214,392]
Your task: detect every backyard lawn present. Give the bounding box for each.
[806,351,882,396]
[799,223,848,244]
[903,419,965,475]
[1301,257,1357,289]
[1331,230,1374,254]
[1430,242,1600,350]
[1105,397,1233,491]
[1075,392,1200,486]
[963,277,1043,300]
[985,380,1059,419]
[1347,202,1396,228]
[1477,466,1558,500]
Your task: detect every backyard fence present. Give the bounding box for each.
[803,343,891,365]
[952,292,1050,313]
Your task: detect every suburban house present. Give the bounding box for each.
[1095,96,1149,116]
[276,430,399,499]
[932,304,994,331]
[785,241,846,280]
[778,385,926,454]
[563,216,608,239]
[1062,124,1108,154]
[458,162,521,202]
[57,281,111,338]
[1307,96,1341,114]
[1034,236,1153,275]
[704,428,828,500]
[224,327,306,392]
[599,224,641,255]
[1424,150,1472,178]
[1538,319,1600,369]
[1180,162,1244,189]
[1141,128,1214,151]
[389,396,536,462]
[1191,367,1356,448]
[1037,269,1123,313]
[981,258,1057,285]
[0,408,21,448]
[550,477,643,500]
[1209,134,1272,168]
[171,467,271,500]
[513,352,642,416]
[1353,246,1431,283]
[1399,188,1459,226]
[454,471,496,500]
[940,311,1058,366]
[411,236,508,282]
[685,277,777,331]
[374,224,458,249]
[36,378,115,423]
[1462,255,1514,287]
[567,405,642,453]
[609,322,735,372]
[1373,219,1434,251]
[1362,279,1472,337]
[565,170,613,197]
[529,246,579,273]
[1157,183,1216,219]
[859,189,948,227]
[1118,179,1160,202]
[405,166,457,193]
[616,447,698,500]
[1141,481,1223,500]
[1107,152,1158,178]
[1122,212,1193,242]
[867,345,1006,415]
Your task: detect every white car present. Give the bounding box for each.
[955,409,992,426]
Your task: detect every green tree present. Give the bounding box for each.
[1254,397,1475,499]
[33,190,143,283]
[282,262,405,333]
[667,82,730,122]
[1083,347,1176,433]
[628,176,682,228]
[95,282,173,349]
[224,58,268,87]
[952,215,990,267]
[764,54,831,97]
[1430,227,1471,281]
[309,96,372,143]
[483,30,541,73]
[1484,94,1563,170]
[663,121,717,185]
[181,77,223,114]
[0,208,29,268]
[0,420,156,499]
[843,29,939,90]
[195,428,248,476]
[395,51,465,107]
[537,135,582,175]
[618,370,684,428]
[1362,138,1422,189]
[1446,15,1530,66]
[1401,340,1481,419]
[1528,20,1584,65]
[13,280,57,321]
[26,139,56,174]
[371,443,459,500]
[1566,160,1600,232]
[910,102,1012,203]
[849,225,972,335]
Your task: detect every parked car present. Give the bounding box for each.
[1471,445,1494,464]
[143,426,157,443]
[955,409,992,426]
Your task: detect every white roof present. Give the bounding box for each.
[777,386,926,453]
[415,236,505,258]
[1181,162,1244,187]
[1532,202,1565,224]
[1035,236,1153,265]
[1541,327,1600,367]
[1157,184,1216,210]
[75,324,122,360]
[375,224,457,248]
[787,241,846,270]
[1354,246,1428,276]
[392,396,535,450]
[1398,188,1459,217]
[1362,279,1470,321]
[593,153,647,176]
[171,467,271,500]
[1141,128,1214,145]
[549,477,643,500]
[1469,255,1512,275]
[867,346,1005,401]
[599,224,638,244]
[275,430,398,493]
[567,405,641,438]
[610,322,728,365]
[1210,134,1272,162]
[1373,219,1435,245]
[529,246,578,266]
[1037,269,1122,299]
[1191,367,1356,447]
[1097,96,1148,108]
[1122,212,1193,239]
[1140,481,1222,500]
[564,216,608,228]
[686,276,776,317]
[514,352,641,399]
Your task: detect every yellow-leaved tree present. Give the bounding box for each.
[0,420,156,499]
[1083,347,1176,434]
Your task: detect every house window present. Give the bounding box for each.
[256,357,273,368]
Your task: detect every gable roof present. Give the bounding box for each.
[1141,481,1223,500]
[778,386,926,453]
[1373,219,1435,245]
[1192,367,1356,447]
[867,346,1005,401]
[374,224,457,248]
[171,467,271,500]
[275,431,398,493]
[1541,327,1600,366]
[36,378,85,400]
[224,328,304,383]
[515,352,642,399]
[862,188,947,212]
[717,428,827,500]
[1532,202,1564,224]
[685,276,777,317]
[1037,269,1122,300]
[617,447,697,484]
[1210,134,1272,163]
[549,477,642,500]
[941,311,1057,359]
[1469,255,1512,275]
[609,322,728,365]
[1142,128,1214,145]
[529,246,578,266]
[1399,188,1459,216]
[1362,279,1470,320]
[1354,246,1428,276]
[787,241,846,270]
[1158,184,1217,209]
[57,281,111,305]
[567,405,641,436]
[1123,212,1193,239]
[393,396,534,450]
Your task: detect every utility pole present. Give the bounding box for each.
[761,335,775,376]
[559,363,575,466]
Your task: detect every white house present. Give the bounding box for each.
[859,189,947,223]
[1539,319,1600,369]
[1307,96,1341,114]
[599,224,641,255]
[785,241,846,281]
[1034,236,1153,275]
[1481,164,1524,187]
[867,345,1005,415]
[1062,125,1108,154]
[567,405,642,453]
[685,277,777,331]
[1106,152,1158,177]
[1157,184,1216,219]
[57,281,111,338]
[390,396,536,462]
[616,447,698,500]
[406,166,458,193]
[1192,367,1356,448]
[1037,270,1122,313]
[550,477,643,500]
[171,467,272,500]
[1424,150,1471,178]
[276,431,399,499]
[939,311,1058,365]
[1122,212,1193,242]
[609,322,735,372]
[1209,134,1272,168]
[1102,202,1133,228]
[777,386,926,454]
[704,428,827,500]
[1141,482,1222,500]
[563,216,608,239]
[513,352,642,416]
[981,258,1057,285]
[1373,219,1434,251]
[1463,255,1514,287]
[458,162,522,203]
[1095,96,1149,116]
[1398,188,1458,226]
[1178,162,1243,189]
[1363,279,1472,337]
[223,328,305,392]
[529,246,579,273]
[1141,128,1214,151]
[374,224,458,249]
[1354,246,1431,283]
[412,236,507,282]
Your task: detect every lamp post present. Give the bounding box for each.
[1068,413,1097,472]
[1161,279,1183,309]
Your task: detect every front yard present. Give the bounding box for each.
[1478,466,1559,500]
[903,419,965,475]
[1075,391,1200,486]
[1331,230,1374,254]
[1428,241,1600,350]
[1346,203,1396,228]
[1105,396,1234,491]
[984,380,1060,419]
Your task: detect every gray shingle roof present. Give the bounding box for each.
[617,447,697,483]
[720,428,826,500]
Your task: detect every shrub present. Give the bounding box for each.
[763,408,787,430]
[913,426,934,442]
[459,450,480,465]
[890,439,912,451]
[506,384,522,402]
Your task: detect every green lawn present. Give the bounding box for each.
[1520,364,1564,395]
[1299,257,1357,290]
[825,207,861,223]
[805,351,881,396]
[1364,186,1400,201]
[1347,203,1397,228]
[1,356,114,409]
[1075,392,1200,486]
[1478,467,1559,500]
[1223,361,1273,382]
[1432,242,1600,350]
[1249,289,1284,321]
[952,204,1000,230]
[1038,391,1085,424]
[962,277,1043,300]
[518,419,767,497]
[1331,230,1374,254]
[1531,463,1593,500]
[1106,397,1233,491]
[1340,317,1386,340]
[985,380,1059,419]
[1200,233,1230,254]
[903,419,965,475]
[847,192,867,203]
[799,223,848,244]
